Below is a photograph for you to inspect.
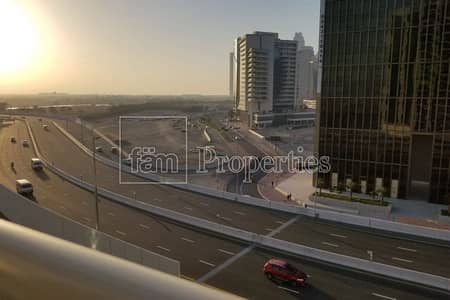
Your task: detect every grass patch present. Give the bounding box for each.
[315,191,389,207]
[441,209,450,217]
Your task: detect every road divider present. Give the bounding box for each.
[50,119,450,243]
[26,120,450,292]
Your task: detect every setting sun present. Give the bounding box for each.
[0,0,38,78]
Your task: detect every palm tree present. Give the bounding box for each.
[376,187,386,205]
[346,180,354,201]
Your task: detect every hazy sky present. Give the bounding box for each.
[1,0,320,95]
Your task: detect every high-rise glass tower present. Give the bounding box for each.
[317,0,450,203]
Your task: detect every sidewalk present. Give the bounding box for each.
[258,171,450,230]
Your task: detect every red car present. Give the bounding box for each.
[263,259,307,286]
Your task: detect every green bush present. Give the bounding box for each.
[315,191,389,207]
[441,209,450,217]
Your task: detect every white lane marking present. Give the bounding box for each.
[322,241,339,248]
[183,206,193,211]
[371,292,397,300]
[181,237,195,243]
[107,212,115,217]
[154,198,162,202]
[276,221,285,225]
[265,228,275,232]
[115,230,126,236]
[199,202,209,206]
[139,224,150,230]
[216,214,232,222]
[199,260,216,267]
[234,211,246,216]
[157,246,171,252]
[278,286,300,294]
[392,257,413,263]
[330,233,347,239]
[396,246,417,253]
[60,205,66,210]
[218,249,235,256]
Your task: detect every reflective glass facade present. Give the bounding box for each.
[318,0,450,203]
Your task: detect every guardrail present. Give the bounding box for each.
[0,219,240,300]
[27,121,450,291]
[51,119,450,243]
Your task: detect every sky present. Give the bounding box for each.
[0,0,320,95]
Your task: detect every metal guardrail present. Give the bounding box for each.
[28,122,450,291]
[52,119,450,243]
[0,219,241,300]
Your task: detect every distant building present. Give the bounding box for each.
[231,32,297,128]
[293,32,317,111]
[317,0,450,203]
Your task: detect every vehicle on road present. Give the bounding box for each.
[95,146,103,152]
[122,158,132,166]
[31,158,43,171]
[43,124,49,131]
[111,147,118,154]
[22,140,29,147]
[263,259,306,287]
[16,179,33,195]
[38,118,42,121]
[10,136,16,143]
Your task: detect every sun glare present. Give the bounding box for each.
[0,0,38,78]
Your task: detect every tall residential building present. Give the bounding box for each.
[317,0,450,203]
[294,32,318,110]
[232,31,297,127]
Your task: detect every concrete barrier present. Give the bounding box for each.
[50,118,450,242]
[0,185,180,276]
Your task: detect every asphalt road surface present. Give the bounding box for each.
[0,117,448,299]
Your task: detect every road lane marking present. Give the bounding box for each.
[183,206,193,211]
[199,202,209,206]
[82,217,90,222]
[107,212,115,217]
[216,214,232,222]
[265,228,275,232]
[139,224,150,230]
[322,241,339,248]
[198,246,254,283]
[154,198,162,202]
[233,211,246,216]
[278,286,300,294]
[371,292,397,300]
[266,216,299,237]
[392,257,413,263]
[330,233,347,238]
[218,249,235,256]
[181,237,195,243]
[157,246,170,252]
[396,246,417,253]
[199,260,216,268]
[276,221,285,225]
[115,230,126,236]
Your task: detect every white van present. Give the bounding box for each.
[31,158,43,170]
[16,179,33,195]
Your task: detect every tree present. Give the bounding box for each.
[346,180,354,201]
[317,177,324,196]
[376,187,386,205]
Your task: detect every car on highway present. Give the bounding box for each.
[31,158,43,171]
[22,140,29,147]
[10,136,16,143]
[263,259,306,287]
[43,124,49,131]
[16,179,33,196]
[111,147,118,154]
[95,146,103,152]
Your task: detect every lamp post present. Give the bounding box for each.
[92,129,100,230]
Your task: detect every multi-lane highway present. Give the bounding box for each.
[0,117,448,299]
[38,117,450,277]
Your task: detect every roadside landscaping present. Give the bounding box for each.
[314,191,390,207]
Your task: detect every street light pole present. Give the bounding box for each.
[92,130,100,230]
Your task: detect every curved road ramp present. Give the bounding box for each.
[0,219,242,300]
